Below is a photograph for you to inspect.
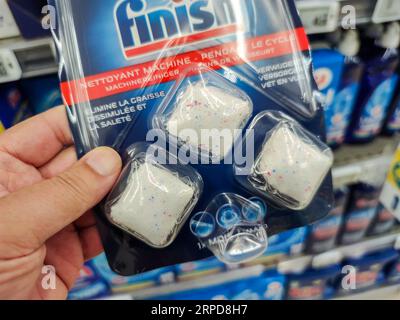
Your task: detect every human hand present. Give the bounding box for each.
[0,106,122,300]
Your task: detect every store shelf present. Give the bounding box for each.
[0,0,398,82]
[296,0,400,34]
[334,284,400,300]
[332,136,400,188]
[286,230,400,268]
[0,36,57,83]
[129,265,265,300]
[123,231,400,300]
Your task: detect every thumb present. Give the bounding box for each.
[0,147,122,253]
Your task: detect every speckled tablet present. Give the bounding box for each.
[109,162,198,248]
[166,82,253,160]
[253,123,333,210]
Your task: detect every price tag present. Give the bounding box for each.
[0,0,20,39]
[0,49,22,83]
[373,0,400,24]
[296,1,340,34]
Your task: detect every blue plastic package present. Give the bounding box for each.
[279,252,342,300]
[68,279,111,300]
[368,203,396,236]
[50,0,333,275]
[328,30,364,148]
[153,271,285,300]
[312,48,345,147]
[0,82,31,128]
[386,252,400,283]
[337,249,398,295]
[230,271,286,300]
[68,262,111,300]
[383,87,400,136]
[340,183,381,245]
[347,23,400,143]
[7,0,51,39]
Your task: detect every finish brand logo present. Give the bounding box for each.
[115,0,245,58]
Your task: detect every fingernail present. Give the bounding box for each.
[86,147,122,176]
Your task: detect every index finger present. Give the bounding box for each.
[0,106,74,168]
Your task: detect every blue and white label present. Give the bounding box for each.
[353,76,399,139]
[314,67,336,107]
[326,83,358,144]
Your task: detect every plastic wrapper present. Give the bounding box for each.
[105,143,203,248]
[51,0,333,275]
[190,194,268,264]
[235,111,334,210]
[153,65,253,161]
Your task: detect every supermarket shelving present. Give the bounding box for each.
[0,36,57,83]
[130,265,265,300]
[332,136,400,187]
[0,0,399,82]
[297,0,400,34]
[123,230,400,300]
[334,284,400,300]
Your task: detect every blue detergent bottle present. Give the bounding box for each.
[327,30,364,148]
[347,22,400,143]
[280,252,342,300]
[382,84,400,135]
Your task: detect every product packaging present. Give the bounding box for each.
[337,249,398,295]
[230,271,286,301]
[386,252,400,283]
[279,252,342,300]
[347,23,400,143]
[329,30,364,148]
[68,262,111,300]
[51,0,333,275]
[367,203,396,236]
[339,183,381,245]
[241,226,308,268]
[311,46,345,147]
[153,270,286,301]
[6,0,51,39]
[383,85,400,136]
[307,187,349,254]
[0,82,31,129]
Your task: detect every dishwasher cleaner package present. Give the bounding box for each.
[51,0,333,275]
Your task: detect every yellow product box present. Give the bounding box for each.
[380,146,400,221]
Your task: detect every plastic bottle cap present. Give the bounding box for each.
[338,30,360,57]
[377,22,400,49]
[312,251,343,269]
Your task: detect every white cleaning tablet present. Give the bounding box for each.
[109,162,197,248]
[166,82,253,160]
[254,123,333,210]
